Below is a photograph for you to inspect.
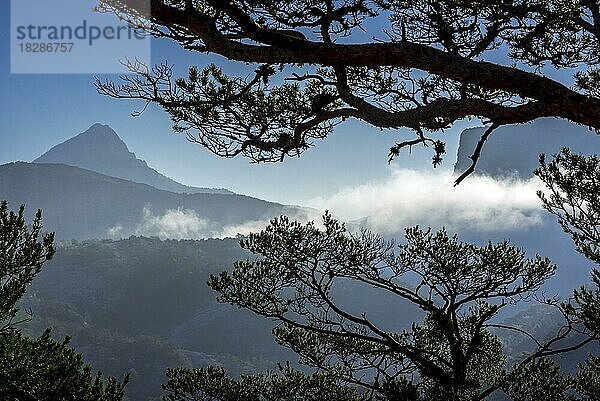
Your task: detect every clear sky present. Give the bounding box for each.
[0,1,477,205]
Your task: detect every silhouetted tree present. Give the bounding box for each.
[537,149,600,267]
[90,2,600,396]
[0,201,128,401]
[163,213,598,400]
[97,0,600,184]
[528,149,600,401]
[0,201,55,333]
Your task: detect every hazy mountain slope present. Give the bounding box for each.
[0,162,306,240]
[34,123,233,195]
[20,237,276,400]
[454,118,600,178]
[21,237,420,401]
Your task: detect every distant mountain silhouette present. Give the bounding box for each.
[454,118,600,178]
[0,162,309,240]
[34,123,233,195]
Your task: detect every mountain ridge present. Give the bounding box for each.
[0,161,310,240]
[34,123,233,195]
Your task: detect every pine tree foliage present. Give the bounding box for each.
[97,0,600,183]
[0,201,128,401]
[164,212,598,400]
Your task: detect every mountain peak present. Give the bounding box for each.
[42,123,137,161]
[84,123,121,139]
[33,124,233,195]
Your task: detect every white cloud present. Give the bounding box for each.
[107,170,545,240]
[107,206,317,240]
[139,207,213,239]
[108,207,211,239]
[305,169,545,234]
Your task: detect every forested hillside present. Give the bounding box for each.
[19,236,418,400]
[20,237,284,400]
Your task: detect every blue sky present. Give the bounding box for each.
[0,1,477,204]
